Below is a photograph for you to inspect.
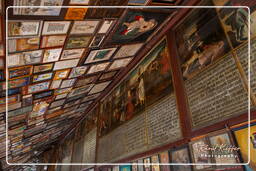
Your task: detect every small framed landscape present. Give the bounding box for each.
[65,36,92,49]
[84,48,117,64]
[8,37,40,53]
[108,58,132,70]
[87,62,110,74]
[32,72,53,83]
[60,48,86,60]
[42,21,71,35]
[8,65,33,79]
[41,35,66,48]
[33,63,54,74]
[43,48,62,63]
[8,20,42,37]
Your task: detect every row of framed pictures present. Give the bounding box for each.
[96,121,255,171]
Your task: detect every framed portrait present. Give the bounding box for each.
[70,20,100,35]
[53,69,70,80]
[65,8,88,20]
[98,19,116,34]
[8,37,40,53]
[41,35,66,48]
[8,65,32,79]
[87,62,110,74]
[69,0,89,5]
[213,0,256,47]
[108,9,171,44]
[143,157,151,171]
[75,75,97,87]
[42,21,71,35]
[60,48,86,60]
[33,63,54,74]
[89,81,111,94]
[32,72,53,83]
[60,78,76,88]
[43,48,62,63]
[33,90,53,100]
[232,122,256,171]
[114,43,144,58]
[159,151,170,171]
[99,71,118,80]
[8,20,42,37]
[170,146,192,171]
[68,84,93,97]
[9,76,30,88]
[69,66,87,78]
[65,36,92,49]
[50,80,62,89]
[151,155,160,171]
[120,165,131,171]
[189,138,213,170]
[13,0,64,16]
[84,48,117,64]
[108,58,132,70]
[174,5,231,79]
[89,35,105,47]
[53,59,80,70]
[27,81,51,94]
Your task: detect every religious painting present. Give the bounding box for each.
[8,65,32,79]
[209,131,238,165]
[87,62,110,74]
[84,48,117,64]
[27,81,51,94]
[99,71,118,80]
[32,72,53,83]
[13,0,64,16]
[98,19,116,34]
[60,79,76,88]
[232,122,256,171]
[8,21,41,37]
[170,146,192,171]
[53,69,70,80]
[114,43,144,58]
[109,9,170,44]
[33,63,54,74]
[143,157,151,171]
[189,137,213,170]
[89,35,105,47]
[70,20,100,35]
[69,0,89,5]
[108,58,132,70]
[213,0,256,47]
[89,81,111,94]
[41,35,66,48]
[159,151,170,171]
[69,66,87,78]
[65,36,92,49]
[8,76,30,89]
[43,48,62,63]
[151,155,160,171]
[120,165,131,171]
[8,37,40,53]
[65,8,88,20]
[42,21,71,35]
[60,48,86,60]
[53,59,80,70]
[175,6,230,79]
